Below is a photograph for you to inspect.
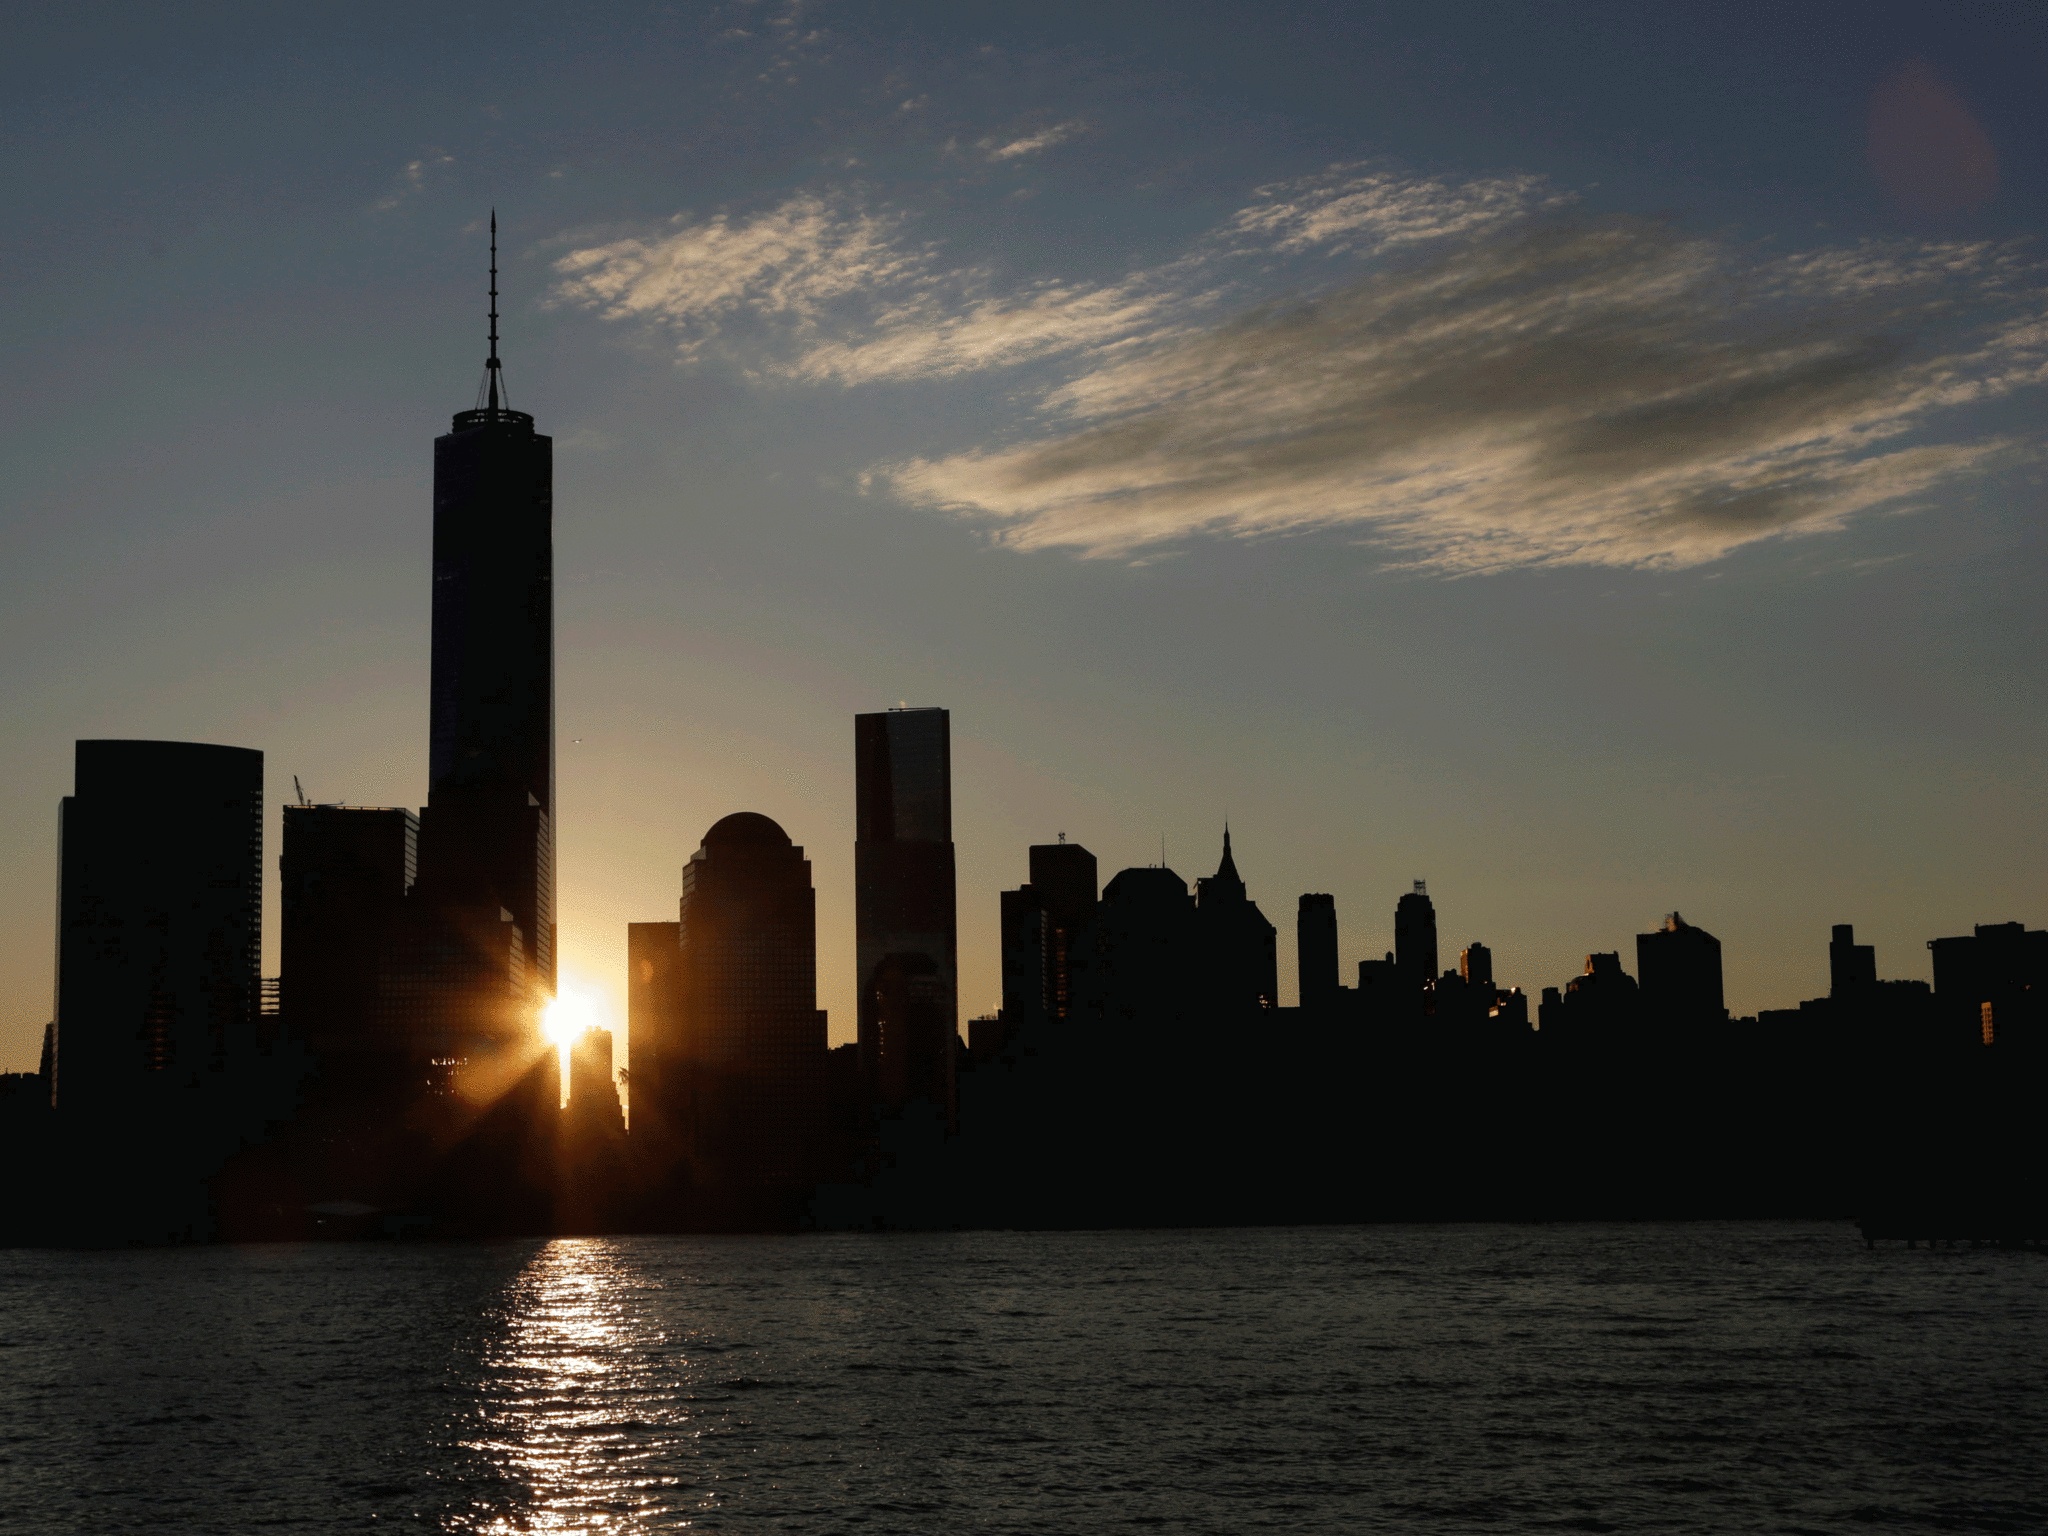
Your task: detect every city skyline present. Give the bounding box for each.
[4,2,2046,1068]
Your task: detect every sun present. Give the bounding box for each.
[542,985,598,1048]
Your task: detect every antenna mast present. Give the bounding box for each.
[485,211,503,410]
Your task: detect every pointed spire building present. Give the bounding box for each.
[1195,827,1278,1011]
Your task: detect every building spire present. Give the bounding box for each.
[485,211,503,410]
[1214,823,1241,886]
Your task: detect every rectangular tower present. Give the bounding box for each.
[1298,893,1339,1013]
[280,805,416,1054]
[418,394,556,1003]
[854,707,956,1111]
[1828,924,1877,995]
[54,740,263,1108]
[626,920,682,1137]
[1029,841,1098,1020]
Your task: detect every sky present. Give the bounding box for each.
[2,0,2043,1070]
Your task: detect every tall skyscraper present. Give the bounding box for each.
[1394,881,1438,991]
[1298,893,1339,1012]
[635,813,829,1188]
[54,740,263,1107]
[1459,942,1493,991]
[394,221,557,1076]
[855,707,956,1111]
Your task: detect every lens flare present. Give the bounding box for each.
[542,989,593,1048]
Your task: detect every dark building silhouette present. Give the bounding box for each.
[633,813,830,1190]
[1928,921,2046,1047]
[626,918,682,1131]
[1298,894,1339,1012]
[867,952,954,1126]
[1540,952,1640,1035]
[1460,941,1493,991]
[1195,831,1277,1011]
[1030,840,1098,1020]
[279,805,417,1056]
[1068,837,1279,1035]
[1395,881,1438,992]
[54,740,264,1108]
[374,226,557,1105]
[855,708,956,1111]
[1830,924,1878,995]
[566,1027,625,1139]
[1072,866,1199,1029]
[995,839,1100,1056]
[1636,912,1724,1022]
[998,887,1049,1026]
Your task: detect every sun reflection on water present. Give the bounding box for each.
[463,1239,699,1533]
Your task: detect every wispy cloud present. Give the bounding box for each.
[1226,163,1569,255]
[982,120,1085,161]
[374,152,454,212]
[554,165,2048,572]
[552,190,1179,383]
[552,195,927,362]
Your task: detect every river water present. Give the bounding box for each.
[0,1223,2041,1533]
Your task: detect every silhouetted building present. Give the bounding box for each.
[1072,866,1198,1029]
[1395,881,1437,991]
[352,237,558,1123]
[996,885,1050,1051]
[1490,988,1530,1029]
[1541,952,1640,1036]
[868,951,954,1125]
[855,708,956,1111]
[1356,952,1404,1021]
[1029,839,1098,1019]
[391,227,557,1086]
[626,919,682,1131]
[636,813,830,1187]
[279,805,417,1055]
[1459,941,1493,991]
[1298,894,1339,1013]
[967,1012,1007,1060]
[1928,921,2046,1047]
[1195,830,1277,1010]
[567,1027,625,1139]
[996,838,1101,1055]
[54,740,263,1108]
[1636,912,1724,1022]
[1829,924,1877,995]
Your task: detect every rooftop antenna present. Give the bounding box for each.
[293,775,310,808]
[479,211,508,411]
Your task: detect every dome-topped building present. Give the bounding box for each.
[629,811,828,1206]
[700,811,794,850]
